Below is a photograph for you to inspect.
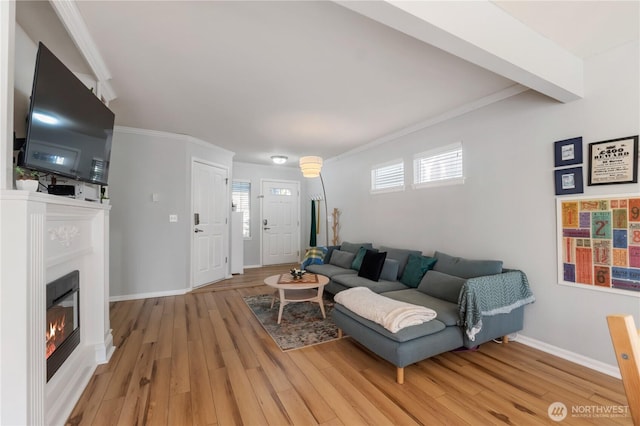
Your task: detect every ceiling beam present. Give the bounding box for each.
[337,0,583,103]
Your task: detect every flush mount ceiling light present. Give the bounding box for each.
[271,155,288,165]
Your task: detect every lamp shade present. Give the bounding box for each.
[299,156,323,178]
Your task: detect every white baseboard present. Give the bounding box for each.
[109,288,187,302]
[517,334,621,379]
[244,264,262,269]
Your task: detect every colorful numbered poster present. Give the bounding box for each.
[557,194,640,296]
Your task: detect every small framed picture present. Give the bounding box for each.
[588,135,639,186]
[554,137,583,167]
[555,167,583,195]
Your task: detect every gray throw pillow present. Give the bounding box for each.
[329,250,356,269]
[417,270,467,303]
[379,259,400,282]
[432,251,503,278]
[340,241,373,254]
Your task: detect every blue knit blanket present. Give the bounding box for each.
[458,270,535,341]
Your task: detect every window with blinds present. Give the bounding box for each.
[413,142,464,188]
[231,180,251,238]
[371,160,405,193]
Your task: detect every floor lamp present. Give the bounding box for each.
[299,156,329,246]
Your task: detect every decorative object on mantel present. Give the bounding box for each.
[556,194,640,296]
[554,137,583,167]
[15,166,40,192]
[554,167,584,195]
[49,225,80,247]
[588,135,639,186]
[331,207,341,245]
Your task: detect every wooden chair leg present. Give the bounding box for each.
[396,367,404,384]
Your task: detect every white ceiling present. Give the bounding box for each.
[15,1,639,166]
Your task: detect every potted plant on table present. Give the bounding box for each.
[15,166,40,192]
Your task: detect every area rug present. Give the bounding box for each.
[243,294,340,351]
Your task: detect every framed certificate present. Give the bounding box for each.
[588,135,638,186]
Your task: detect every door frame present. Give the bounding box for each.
[189,157,230,291]
[260,178,301,266]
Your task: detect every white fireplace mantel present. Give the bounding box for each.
[0,191,114,425]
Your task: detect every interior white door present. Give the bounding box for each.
[262,180,300,266]
[192,160,228,288]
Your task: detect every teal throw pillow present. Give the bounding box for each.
[351,246,368,271]
[400,254,437,288]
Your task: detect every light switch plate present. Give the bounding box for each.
[169,214,178,222]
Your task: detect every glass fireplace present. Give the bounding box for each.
[46,270,80,382]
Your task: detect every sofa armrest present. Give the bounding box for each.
[458,270,535,341]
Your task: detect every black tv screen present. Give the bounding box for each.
[23,42,115,185]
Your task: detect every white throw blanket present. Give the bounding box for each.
[335,287,437,333]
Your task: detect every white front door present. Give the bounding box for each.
[261,180,300,266]
[192,160,228,288]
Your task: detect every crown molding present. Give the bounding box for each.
[49,0,117,101]
[328,84,529,163]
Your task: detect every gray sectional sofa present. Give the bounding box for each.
[305,242,535,383]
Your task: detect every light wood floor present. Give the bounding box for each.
[67,266,633,425]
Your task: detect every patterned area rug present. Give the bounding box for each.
[243,294,340,351]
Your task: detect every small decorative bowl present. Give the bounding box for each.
[290,268,306,280]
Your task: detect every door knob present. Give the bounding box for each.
[263,227,270,230]
[194,228,204,233]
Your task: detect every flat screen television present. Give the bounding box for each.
[22,42,115,186]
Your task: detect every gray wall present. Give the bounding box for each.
[309,40,639,368]
[109,128,233,298]
[232,161,307,267]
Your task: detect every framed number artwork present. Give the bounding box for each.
[557,194,640,297]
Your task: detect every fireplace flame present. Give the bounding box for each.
[46,315,66,359]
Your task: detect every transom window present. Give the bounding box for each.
[371,160,405,193]
[231,180,251,238]
[413,142,464,188]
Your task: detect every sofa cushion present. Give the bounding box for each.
[305,263,356,278]
[332,274,407,294]
[333,303,447,343]
[379,259,400,282]
[400,254,437,288]
[379,246,422,279]
[417,270,466,304]
[329,250,355,269]
[324,245,340,264]
[358,250,387,281]
[351,246,368,271]
[340,241,373,254]
[382,289,460,326]
[301,246,328,269]
[432,251,503,278]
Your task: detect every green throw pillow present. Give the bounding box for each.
[400,254,437,288]
[351,246,368,271]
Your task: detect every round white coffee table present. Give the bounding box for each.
[263,273,330,324]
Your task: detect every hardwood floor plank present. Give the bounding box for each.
[146,357,172,426]
[167,391,193,426]
[66,371,113,426]
[188,339,217,426]
[246,367,292,425]
[210,367,243,426]
[116,342,157,425]
[67,267,633,426]
[220,349,269,425]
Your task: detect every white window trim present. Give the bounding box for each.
[370,159,405,194]
[412,142,464,190]
[231,179,252,240]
